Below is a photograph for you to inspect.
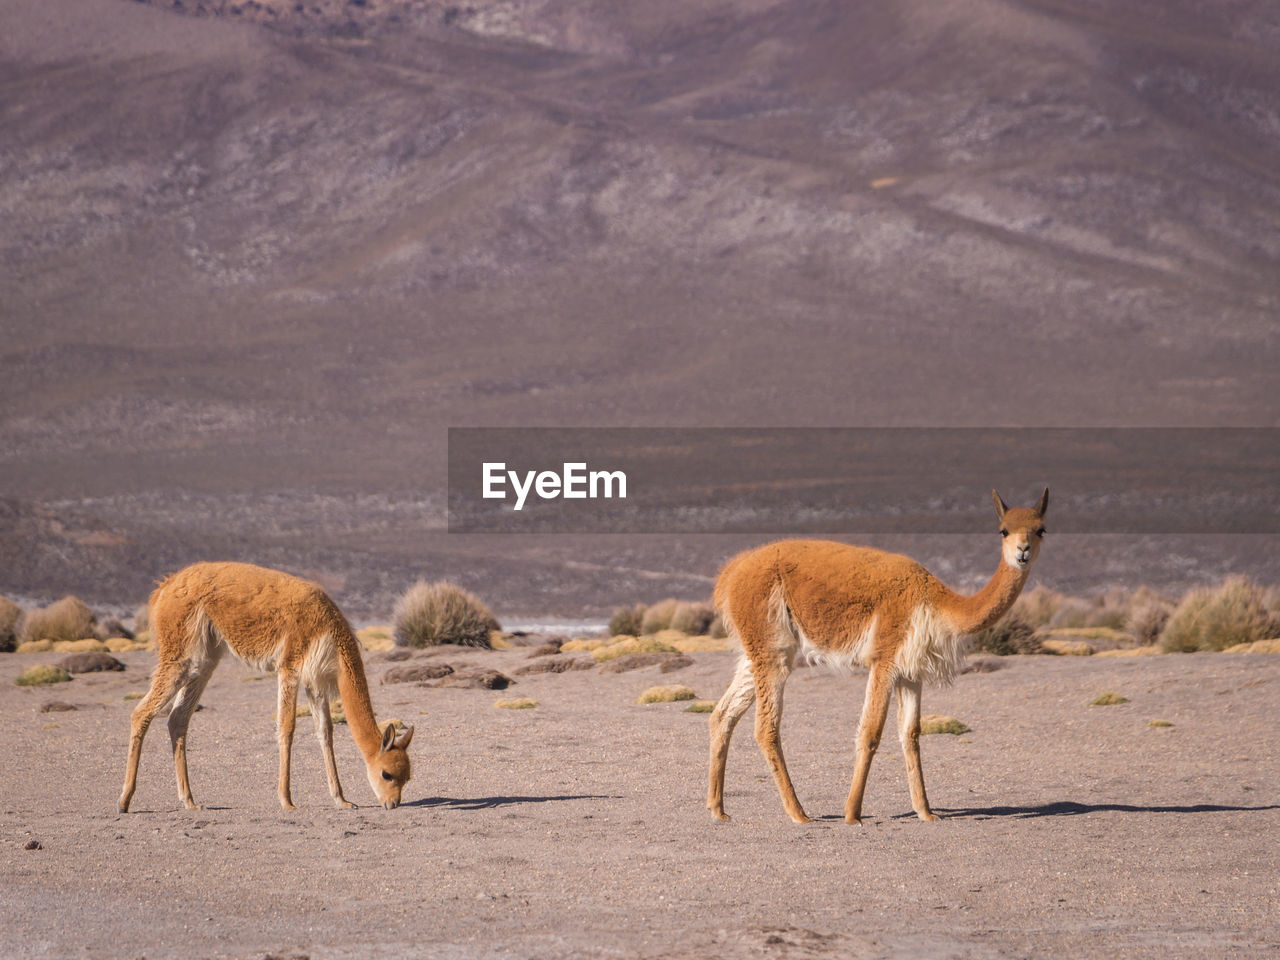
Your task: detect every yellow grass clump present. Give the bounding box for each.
[16,639,55,654]
[920,715,970,735]
[1095,645,1162,658]
[637,684,696,704]
[1148,720,1174,728]
[123,692,144,701]
[594,636,679,662]
[1159,577,1277,653]
[652,629,735,653]
[562,637,609,652]
[16,665,72,686]
[1221,638,1280,654]
[20,596,99,646]
[52,638,110,653]
[495,697,538,709]
[1089,692,1129,706]
[1039,638,1095,656]
[683,700,716,713]
[489,633,514,650]
[393,580,500,649]
[104,637,149,652]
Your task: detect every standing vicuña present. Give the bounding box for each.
[707,489,1048,824]
[119,562,413,812]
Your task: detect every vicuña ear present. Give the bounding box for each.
[992,489,1008,521]
[393,724,414,751]
[1036,487,1050,517]
[380,723,397,753]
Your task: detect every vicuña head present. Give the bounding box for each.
[119,561,414,813]
[707,488,1048,825]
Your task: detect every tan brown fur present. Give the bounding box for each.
[118,561,413,813]
[707,489,1048,824]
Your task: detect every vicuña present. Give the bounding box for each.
[707,488,1049,824]
[119,561,413,812]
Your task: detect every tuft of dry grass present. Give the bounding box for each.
[639,598,680,635]
[495,697,538,709]
[1089,692,1129,706]
[593,636,678,662]
[1221,638,1280,654]
[609,604,645,637]
[637,684,696,704]
[52,638,109,653]
[920,715,970,735]
[0,595,23,652]
[16,639,54,654]
[20,596,99,646]
[669,601,715,635]
[393,580,500,649]
[661,631,736,653]
[1159,577,1277,653]
[1039,638,1095,656]
[970,612,1042,656]
[562,637,609,652]
[683,700,716,713]
[16,664,72,686]
[123,691,144,701]
[1148,719,1174,728]
[1095,645,1162,658]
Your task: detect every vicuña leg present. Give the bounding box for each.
[276,668,300,810]
[119,660,187,813]
[707,656,756,821]
[895,677,938,821]
[845,661,894,824]
[168,652,221,811]
[752,654,809,824]
[309,690,354,809]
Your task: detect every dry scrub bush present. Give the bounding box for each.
[1089,692,1129,706]
[609,604,645,637]
[495,697,538,709]
[20,596,99,646]
[1012,586,1068,630]
[639,598,679,635]
[393,581,500,649]
[1159,577,1278,653]
[684,700,716,713]
[0,596,23,653]
[969,612,1043,656]
[669,601,715,635]
[708,614,728,639]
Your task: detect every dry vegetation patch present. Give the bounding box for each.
[393,581,500,649]
[495,697,538,709]
[1089,692,1129,706]
[20,596,99,646]
[16,665,72,686]
[592,636,678,662]
[1159,577,1277,653]
[636,684,696,704]
[920,715,970,735]
[683,700,716,713]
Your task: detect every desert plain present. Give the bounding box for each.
[3,642,1277,959]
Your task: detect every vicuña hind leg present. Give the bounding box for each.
[845,661,894,824]
[752,656,809,824]
[308,690,354,809]
[168,650,221,811]
[707,656,756,821]
[896,677,938,821]
[119,660,186,813]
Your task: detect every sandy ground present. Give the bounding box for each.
[2,646,1278,959]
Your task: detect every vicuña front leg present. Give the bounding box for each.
[845,662,894,824]
[311,692,354,809]
[895,678,938,821]
[276,669,300,810]
[119,660,186,813]
[753,660,810,824]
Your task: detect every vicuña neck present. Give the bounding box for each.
[334,628,384,759]
[936,559,1029,635]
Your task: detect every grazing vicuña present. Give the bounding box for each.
[119,562,413,813]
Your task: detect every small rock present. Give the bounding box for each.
[432,668,513,690]
[514,657,590,676]
[380,649,413,662]
[960,657,1003,674]
[39,701,78,713]
[383,664,454,684]
[58,652,125,674]
[525,643,563,658]
[24,840,42,850]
